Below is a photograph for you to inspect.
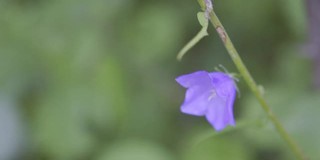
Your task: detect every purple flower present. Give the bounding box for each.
[176,70,237,131]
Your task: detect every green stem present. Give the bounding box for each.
[199,4,307,160]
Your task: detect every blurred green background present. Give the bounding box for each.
[0,0,319,160]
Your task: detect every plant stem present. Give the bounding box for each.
[199,4,307,160]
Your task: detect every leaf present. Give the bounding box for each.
[95,140,174,160]
[177,12,209,61]
[182,132,252,160]
[191,119,267,147]
[197,12,209,27]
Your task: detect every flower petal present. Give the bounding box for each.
[209,72,236,98]
[176,71,214,116]
[175,71,212,88]
[210,73,237,127]
[226,85,236,125]
[205,93,236,131]
[176,71,237,131]
[180,88,211,116]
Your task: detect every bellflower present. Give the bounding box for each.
[176,70,237,131]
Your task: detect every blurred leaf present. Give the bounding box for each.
[241,47,318,159]
[119,4,183,63]
[96,140,175,160]
[280,0,307,38]
[182,131,252,160]
[32,55,128,159]
[33,89,96,159]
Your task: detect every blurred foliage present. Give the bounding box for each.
[0,0,318,160]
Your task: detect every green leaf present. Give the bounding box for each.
[197,12,208,27]
[190,119,267,147]
[96,140,174,160]
[182,132,252,160]
[177,12,209,61]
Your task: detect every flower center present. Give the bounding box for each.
[208,89,217,101]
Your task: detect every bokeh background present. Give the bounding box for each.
[1,0,319,160]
